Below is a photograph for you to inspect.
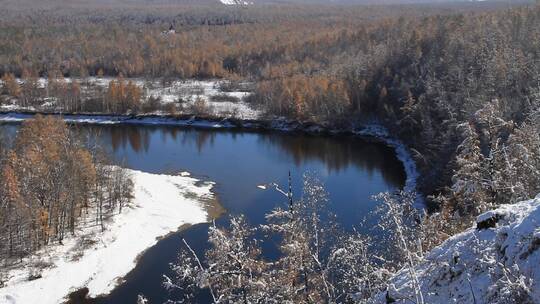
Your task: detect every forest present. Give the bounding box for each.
[1,0,540,303]
[1,1,539,217]
[0,116,133,262]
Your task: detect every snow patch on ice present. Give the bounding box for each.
[0,169,215,304]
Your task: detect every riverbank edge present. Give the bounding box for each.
[0,110,422,203]
[0,168,224,304]
[63,172,226,304]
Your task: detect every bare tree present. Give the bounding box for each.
[166,174,389,303]
[374,191,424,304]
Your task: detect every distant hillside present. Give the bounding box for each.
[0,0,534,8]
[221,0,534,4]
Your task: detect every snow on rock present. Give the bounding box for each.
[0,169,215,304]
[476,208,509,230]
[372,196,540,304]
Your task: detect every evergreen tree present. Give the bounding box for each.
[450,123,492,215]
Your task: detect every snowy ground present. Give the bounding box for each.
[0,77,260,119]
[0,169,217,304]
[373,194,540,304]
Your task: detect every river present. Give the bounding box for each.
[0,123,406,303]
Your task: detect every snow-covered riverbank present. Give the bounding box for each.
[0,169,218,304]
[0,112,423,204]
[0,112,239,128]
[355,124,422,205]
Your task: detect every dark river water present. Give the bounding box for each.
[0,123,406,303]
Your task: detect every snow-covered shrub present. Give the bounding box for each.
[189,98,213,116]
[374,191,425,304]
[487,264,534,304]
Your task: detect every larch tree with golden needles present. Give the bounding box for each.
[0,116,133,261]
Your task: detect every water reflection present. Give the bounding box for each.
[110,126,151,153]
[89,125,218,154]
[80,125,405,187]
[257,133,404,185]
